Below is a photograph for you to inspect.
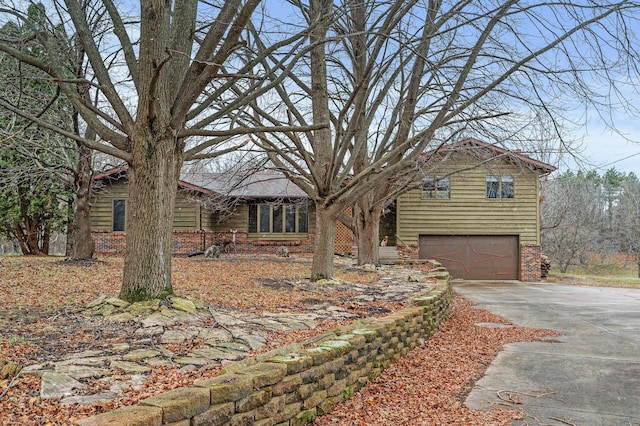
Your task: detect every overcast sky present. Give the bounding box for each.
[562,117,640,175]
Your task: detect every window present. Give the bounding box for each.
[486,176,514,199]
[248,203,309,234]
[422,176,450,199]
[113,200,126,231]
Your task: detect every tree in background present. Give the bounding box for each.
[541,171,605,272]
[0,139,71,255]
[541,168,640,275]
[614,172,640,277]
[0,3,75,255]
[245,0,640,278]
[0,2,102,259]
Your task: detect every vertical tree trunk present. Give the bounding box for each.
[311,204,337,281]
[25,212,44,255]
[41,222,51,255]
[66,143,95,259]
[13,224,29,255]
[308,0,336,281]
[354,201,383,265]
[119,135,181,302]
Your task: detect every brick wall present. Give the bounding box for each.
[92,231,317,256]
[520,243,542,282]
[92,231,127,255]
[77,271,453,426]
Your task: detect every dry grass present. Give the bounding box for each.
[547,252,640,288]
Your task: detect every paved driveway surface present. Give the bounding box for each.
[455,281,640,426]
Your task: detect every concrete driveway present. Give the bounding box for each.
[455,281,640,425]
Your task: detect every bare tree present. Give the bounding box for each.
[613,172,640,277]
[0,1,317,301]
[243,0,640,277]
[541,171,606,272]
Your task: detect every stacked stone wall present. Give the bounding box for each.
[77,270,453,426]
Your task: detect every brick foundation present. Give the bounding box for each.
[92,231,316,256]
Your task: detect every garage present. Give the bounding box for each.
[419,235,519,280]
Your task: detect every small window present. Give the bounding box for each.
[285,205,296,233]
[486,176,514,199]
[273,205,283,233]
[259,204,271,233]
[248,204,258,233]
[298,204,308,233]
[113,200,126,231]
[422,176,450,199]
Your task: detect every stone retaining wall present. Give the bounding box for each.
[77,270,452,426]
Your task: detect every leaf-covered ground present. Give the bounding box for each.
[312,296,561,425]
[0,256,559,425]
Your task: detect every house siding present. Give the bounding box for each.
[397,156,541,245]
[396,154,543,281]
[90,180,322,255]
[90,181,202,231]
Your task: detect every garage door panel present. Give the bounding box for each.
[419,235,518,280]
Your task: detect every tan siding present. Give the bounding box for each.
[90,181,129,231]
[91,182,201,231]
[210,204,249,232]
[91,180,318,235]
[397,157,541,245]
[173,193,199,230]
[200,208,214,231]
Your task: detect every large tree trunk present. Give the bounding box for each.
[66,143,95,259]
[119,135,182,302]
[311,204,337,281]
[354,200,383,265]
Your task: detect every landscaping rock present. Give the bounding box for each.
[110,361,152,374]
[40,371,86,398]
[123,349,161,361]
[104,297,130,308]
[169,297,197,314]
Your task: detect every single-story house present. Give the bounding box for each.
[90,167,353,255]
[90,138,555,281]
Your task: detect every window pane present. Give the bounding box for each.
[501,176,514,198]
[113,200,126,231]
[422,177,436,199]
[298,205,308,233]
[285,205,296,233]
[437,177,450,199]
[273,205,283,233]
[486,176,499,198]
[260,204,271,233]
[248,204,257,233]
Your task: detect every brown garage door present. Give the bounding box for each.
[419,235,519,280]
